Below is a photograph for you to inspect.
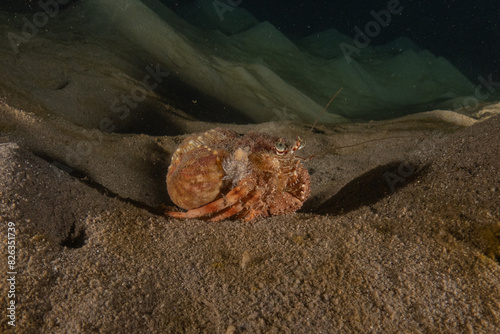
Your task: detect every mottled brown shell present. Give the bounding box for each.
[167,129,236,209]
[166,128,311,220]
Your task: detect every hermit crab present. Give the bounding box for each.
[165,128,311,221]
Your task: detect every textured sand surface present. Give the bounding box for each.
[1,3,499,332]
[1,102,499,333]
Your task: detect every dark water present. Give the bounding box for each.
[3,0,497,81]
[166,0,500,82]
[1,0,499,126]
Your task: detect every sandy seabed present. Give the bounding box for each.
[1,98,500,332]
[0,2,499,331]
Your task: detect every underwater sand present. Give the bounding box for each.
[0,1,499,332]
[1,100,499,332]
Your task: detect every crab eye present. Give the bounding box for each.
[275,141,287,155]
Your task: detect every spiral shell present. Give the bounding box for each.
[166,128,310,221]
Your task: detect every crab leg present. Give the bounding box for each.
[166,184,253,219]
[209,190,263,222]
[208,202,245,222]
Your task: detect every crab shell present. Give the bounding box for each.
[166,128,311,221]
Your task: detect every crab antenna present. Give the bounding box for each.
[309,87,343,134]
